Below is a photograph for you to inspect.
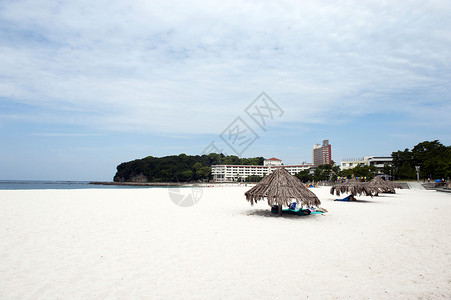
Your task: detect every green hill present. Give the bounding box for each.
[113,153,264,182]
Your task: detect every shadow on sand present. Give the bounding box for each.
[332,199,377,203]
[245,209,323,219]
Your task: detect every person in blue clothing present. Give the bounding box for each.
[335,194,355,201]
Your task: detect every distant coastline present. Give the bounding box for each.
[90,181,186,187]
[89,181,253,187]
[0,180,253,190]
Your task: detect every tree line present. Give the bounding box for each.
[295,164,379,183]
[391,140,451,180]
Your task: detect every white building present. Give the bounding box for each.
[283,164,315,175]
[212,158,313,182]
[340,156,373,170]
[368,157,393,170]
[264,157,283,166]
[340,156,392,171]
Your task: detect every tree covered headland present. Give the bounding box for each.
[391,140,451,180]
[113,153,264,182]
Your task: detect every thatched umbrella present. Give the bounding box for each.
[330,179,374,197]
[387,179,402,190]
[367,176,393,195]
[245,168,321,215]
[367,176,401,195]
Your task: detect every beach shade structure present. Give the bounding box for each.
[245,168,321,215]
[367,176,399,195]
[385,178,403,191]
[330,179,375,197]
[389,180,403,190]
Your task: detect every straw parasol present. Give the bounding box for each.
[330,179,374,197]
[245,168,321,215]
[387,179,402,190]
[368,176,392,194]
[367,176,401,195]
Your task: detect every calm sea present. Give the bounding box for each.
[0,180,160,190]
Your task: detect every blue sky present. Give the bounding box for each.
[1,0,450,181]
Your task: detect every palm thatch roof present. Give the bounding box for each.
[387,180,403,190]
[330,179,374,197]
[367,176,402,194]
[245,168,321,209]
[367,176,394,194]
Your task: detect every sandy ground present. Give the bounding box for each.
[0,186,450,299]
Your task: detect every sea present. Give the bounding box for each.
[0,180,162,190]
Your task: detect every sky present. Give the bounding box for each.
[0,0,450,181]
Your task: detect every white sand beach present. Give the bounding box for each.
[0,186,450,299]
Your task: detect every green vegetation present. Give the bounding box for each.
[113,153,264,182]
[392,140,451,180]
[295,163,340,183]
[296,164,377,183]
[339,165,378,180]
[295,169,313,183]
[314,163,341,181]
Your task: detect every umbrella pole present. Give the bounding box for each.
[278,204,282,216]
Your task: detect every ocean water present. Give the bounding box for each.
[0,180,160,190]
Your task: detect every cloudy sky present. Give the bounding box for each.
[1,0,450,180]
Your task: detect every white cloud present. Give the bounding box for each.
[1,0,450,134]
